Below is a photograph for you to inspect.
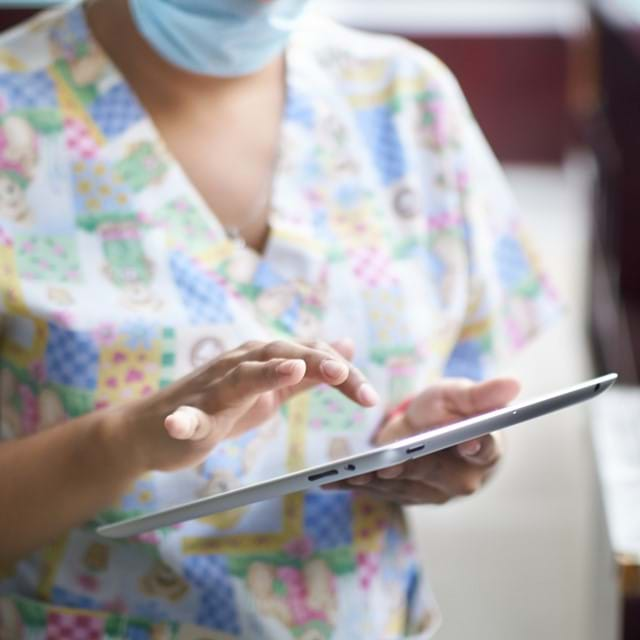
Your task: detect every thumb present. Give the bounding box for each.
[164,405,218,442]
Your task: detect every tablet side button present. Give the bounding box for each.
[406,444,425,455]
[308,469,339,482]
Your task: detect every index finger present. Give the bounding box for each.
[254,340,380,407]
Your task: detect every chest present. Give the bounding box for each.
[0,68,471,440]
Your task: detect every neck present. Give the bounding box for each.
[85,0,284,115]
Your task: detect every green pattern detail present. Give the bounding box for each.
[53,383,94,418]
[115,142,168,193]
[293,621,333,639]
[14,234,81,282]
[307,386,365,433]
[14,596,47,628]
[159,326,176,389]
[76,213,139,233]
[100,223,153,288]
[52,60,98,106]
[154,198,213,252]
[18,108,63,135]
[370,345,416,367]
[228,547,355,578]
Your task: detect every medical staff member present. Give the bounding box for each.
[0,1,557,637]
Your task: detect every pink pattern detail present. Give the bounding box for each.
[125,369,143,383]
[46,610,103,640]
[76,573,99,592]
[277,567,326,626]
[50,311,73,328]
[18,385,38,435]
[92,324,117,347]
[63,117,98,160]
[283,537,314,560]
[428,211,465,232]
[0,226,13,247]
[350,247,393,288]
[357,552,380,590]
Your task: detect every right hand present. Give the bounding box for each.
[108,338,379,474]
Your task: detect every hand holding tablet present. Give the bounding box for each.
[323,377,521,503]
[99,373,617,539]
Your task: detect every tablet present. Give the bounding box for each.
[98,372,617,539]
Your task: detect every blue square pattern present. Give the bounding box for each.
[51,5,92,50]
[169,252,233,326]
[182,555,241,635]
[89,83,145,140]
[252,261,286,290]
[494,234,532,291]
[284,87,315,130]
[44,323,99,390]
[0,69,58,110]
[124,625,154,640]
[304,491,353,550]
[50,586,97,611]
[443,339,485,382]
[355,105,407,187]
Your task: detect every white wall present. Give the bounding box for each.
[319,0,589,35]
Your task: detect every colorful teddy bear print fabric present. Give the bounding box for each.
[0,2,558,639]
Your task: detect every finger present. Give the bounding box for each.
[164,405,209,441]
[456,433,502,466]
[351,479,451,506]
[441,377,521,418]
[403,377,521,432]
[400,451,491,497]
[376,463,405,480]
[203,358,307,417]
[347,473,375,486]
[253,340,379,407]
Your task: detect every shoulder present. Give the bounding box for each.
[0,3,82,73]
[290,17,468,110]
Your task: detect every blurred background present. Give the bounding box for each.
[1,1,639,639]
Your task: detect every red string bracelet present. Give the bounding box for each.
[384,395,415,423]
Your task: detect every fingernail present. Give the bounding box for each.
[357,383,380,406]
[458,440,482,457]
[276,359,303,376]
[377,466,403,480]
[167,407,197,439]
[320,359,348,380]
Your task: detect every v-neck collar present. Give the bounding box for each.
[69,1,328,292]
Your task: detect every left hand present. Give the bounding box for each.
[324,377,520,505]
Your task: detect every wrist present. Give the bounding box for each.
[94,402,149,484]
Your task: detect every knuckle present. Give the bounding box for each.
[457,477,482,497]
[433,492,452,505]
[228,362,252,386]
[241,340,262,352]
[263,340,289,358]
[308,339,329,353]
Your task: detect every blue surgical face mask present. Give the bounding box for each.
[129,0,310,77]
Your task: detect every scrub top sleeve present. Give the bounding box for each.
[436,66,562,380]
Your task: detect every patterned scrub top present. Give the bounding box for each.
[0,2,559,639]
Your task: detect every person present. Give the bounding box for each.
[0,0,558,638]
